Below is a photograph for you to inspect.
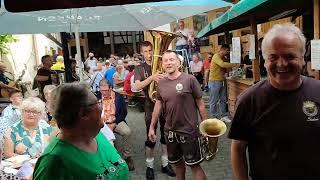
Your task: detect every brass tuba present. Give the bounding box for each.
[148,30,177,101]
[199,118,227,161]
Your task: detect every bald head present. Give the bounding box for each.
[0,62,7,72]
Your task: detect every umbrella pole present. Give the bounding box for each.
[75,27,84,81]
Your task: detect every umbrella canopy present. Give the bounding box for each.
[4,0,176,12]
[0,0,231,34]
[196,0,312,38]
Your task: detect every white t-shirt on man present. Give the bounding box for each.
[176,28,190,46]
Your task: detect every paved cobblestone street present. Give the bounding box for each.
[115,99,233,180]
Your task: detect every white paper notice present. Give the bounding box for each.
[231,37,241,63]
[311,40,320,70]
[249,35,255,60]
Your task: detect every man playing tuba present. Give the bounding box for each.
[133,41,176,180]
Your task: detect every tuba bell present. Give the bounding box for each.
[199,118,227,161]
[148,30,177,101]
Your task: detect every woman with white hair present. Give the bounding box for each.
[3,97,53,158]
[51,55,65,71]
[113,65,126,91]
[43,85,57,125]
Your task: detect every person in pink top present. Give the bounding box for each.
[189,53,203,88]
[203,52,213,92]
[124,61,139,107]
[123,61,135,94]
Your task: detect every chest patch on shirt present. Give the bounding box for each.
[302,100,319,121]
[175,83,183,93]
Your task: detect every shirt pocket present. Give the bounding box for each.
[176,90,191,98]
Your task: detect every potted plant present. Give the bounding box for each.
[0,34,17,61]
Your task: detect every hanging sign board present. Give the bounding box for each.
[231,37,241,64]
[249,35,255,60]
[311,40,320,70]
[229,51,233,63]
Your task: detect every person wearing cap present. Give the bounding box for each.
[85,52,98,74]
[105,60,112,70]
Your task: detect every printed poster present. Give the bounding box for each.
[249,35,255,60]
[231,37,241,64]
[311,40,320,70]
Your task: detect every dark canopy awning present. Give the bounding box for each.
[4,0,176,12]
[197,0,313,38]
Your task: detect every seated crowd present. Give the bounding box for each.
[0,53,142,179]
[0,47,208,179]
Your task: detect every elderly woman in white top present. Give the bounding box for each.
[4,97,53,158]
[189,53,204,87]
[113,65,127,91]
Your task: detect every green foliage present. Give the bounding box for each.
[0,34,17,55]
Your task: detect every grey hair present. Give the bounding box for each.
[53,82,94,129]
[43,85,57,95]
[192,52,202,60]
[20,97,46,114]
[261,23,306,60]
[162,50,180,60]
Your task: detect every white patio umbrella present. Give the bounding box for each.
[3,0,177,12]
[0,0,231,80]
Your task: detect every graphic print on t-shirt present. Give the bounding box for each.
[175,83,183,93]
[95,158,127,180]
[302,100,319,121]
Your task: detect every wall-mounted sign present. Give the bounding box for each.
[311,40,320,70]
[249,35,255,60]
[231,37,241,64]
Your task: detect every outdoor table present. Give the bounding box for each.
[1,155,38,179]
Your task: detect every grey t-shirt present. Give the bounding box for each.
[156,73,202,137]
[229,76,320,180]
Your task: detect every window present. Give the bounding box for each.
[217,33,233,45]
[103,31,144,45]
[193,13,208,32]
[193,13,209,46]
